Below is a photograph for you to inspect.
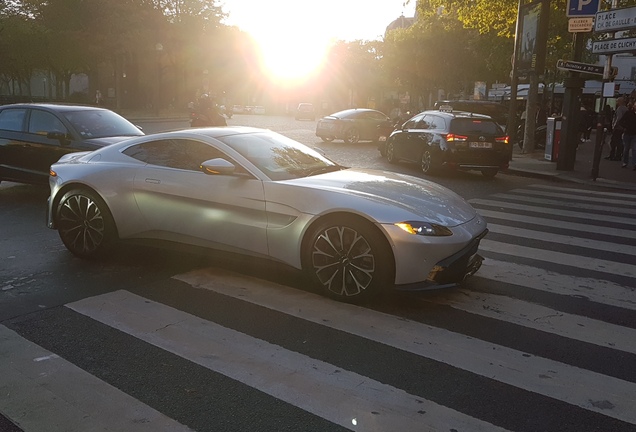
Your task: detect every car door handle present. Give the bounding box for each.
[145,178,161,184]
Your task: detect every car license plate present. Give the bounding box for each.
[379,136,387,142]
[469,141,492,149]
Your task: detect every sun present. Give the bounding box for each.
[255,35,331,85]
[257,35,330,84]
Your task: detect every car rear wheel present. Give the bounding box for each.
[321,136,334,142]
[421,149,437,175]
[344,128,360,144]
[56,188,116,258]
[386,142,397,164]
[481,168,498,178]
[303,216,393,303]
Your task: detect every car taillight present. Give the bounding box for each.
[496,136,509,144]
[445,133,468,142]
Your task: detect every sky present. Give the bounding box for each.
[221,0,417,42]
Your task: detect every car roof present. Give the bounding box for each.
[328,108,385,117]
[422,109,494,121]
[0,103,108,112]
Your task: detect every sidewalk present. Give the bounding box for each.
[507,132,636,191]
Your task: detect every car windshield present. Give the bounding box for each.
[63,109,144,139]
[220,131,343,181]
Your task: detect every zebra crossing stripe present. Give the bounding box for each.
[67,290,511,432]
[172,267,636,424]
[490,193,636,215]
[476,259,636,310]
[0,325,192,432]
[516,185,636,203]
[470,199,636,226]
[424,288,636,354]
[479,239,636,277]
[475,209,636,239]
[486,223,636,255]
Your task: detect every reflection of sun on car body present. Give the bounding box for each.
[47,127,487,303]
[316,108,393,144]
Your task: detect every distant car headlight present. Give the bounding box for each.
[395,221,453,236]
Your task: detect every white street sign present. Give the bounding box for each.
[594,6,636,32]
[591,37,636,54]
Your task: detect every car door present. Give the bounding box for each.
[389,114,424,161]
[0,107,28,180]
[24,108,76,179]
[403,114,432,163]
[127,138,269,256]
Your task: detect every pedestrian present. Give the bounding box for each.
[607,97,627,160]
[617,101,636,170]
[95,90,103,106]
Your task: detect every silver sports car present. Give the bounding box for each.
[47,127,487,303]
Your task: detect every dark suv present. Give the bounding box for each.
[379,108,510,178]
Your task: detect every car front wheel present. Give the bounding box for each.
[56,188,116,258]
[421,149,437,175]
[321,136,334,142]
[386,142,397,163]
[344,128,360,144]
[303,216,393,303]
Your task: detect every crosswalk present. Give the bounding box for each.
[1,183,635,431]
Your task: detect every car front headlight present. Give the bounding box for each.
[395,221,452,236]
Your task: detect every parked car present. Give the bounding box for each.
[253,106,266,115]
[316,108,393,144]
[295,103,315,120]
[0,103,144,185]
[379,108,510,178]
[232,105,245,114]
[46,127,487,303]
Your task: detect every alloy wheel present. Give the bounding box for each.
[58,194,106,255]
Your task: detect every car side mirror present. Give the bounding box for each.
[201,158,236,175]
[47,131,71,146]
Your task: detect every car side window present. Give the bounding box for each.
[28,110,67,135]
[426,115,446,130]
[0,108,26,132]
[123,139,244,173]
[404,114,424,129]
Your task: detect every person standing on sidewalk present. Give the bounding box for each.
[607,96,627,160]
[618,101,636,170]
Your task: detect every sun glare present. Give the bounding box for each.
[255,34,331,85]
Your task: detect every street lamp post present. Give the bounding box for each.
[155,43,163,116]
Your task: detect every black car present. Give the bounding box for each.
[316,108,393,144]
[379,108,510,178]
[0,103,144,185]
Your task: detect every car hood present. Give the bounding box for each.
[285,169,477,226]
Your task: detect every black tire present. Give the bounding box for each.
[386,142,397,164]
[56,188,116,258]
[320,136,334,142]
[481,168,498,178]
[420,149,437,175]
[303,216,393,303]
[343,128,360,144]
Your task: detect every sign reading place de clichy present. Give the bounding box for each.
[592,37,636,54]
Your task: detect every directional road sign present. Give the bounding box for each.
[567,0,600,17]
[591,37,636,54]
[594,6,636,32]
[556,59,603,75]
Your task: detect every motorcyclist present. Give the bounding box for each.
[192,94,226,127]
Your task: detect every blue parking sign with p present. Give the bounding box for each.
[567,0,600,17]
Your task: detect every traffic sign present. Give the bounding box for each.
[567,0,600,17]
[569,17,594,32]
[591,37,636,54]
[556,59,604,75]
[594,6,636,32]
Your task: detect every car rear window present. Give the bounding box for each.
[450,119,503,135]
[0,108,26,131]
